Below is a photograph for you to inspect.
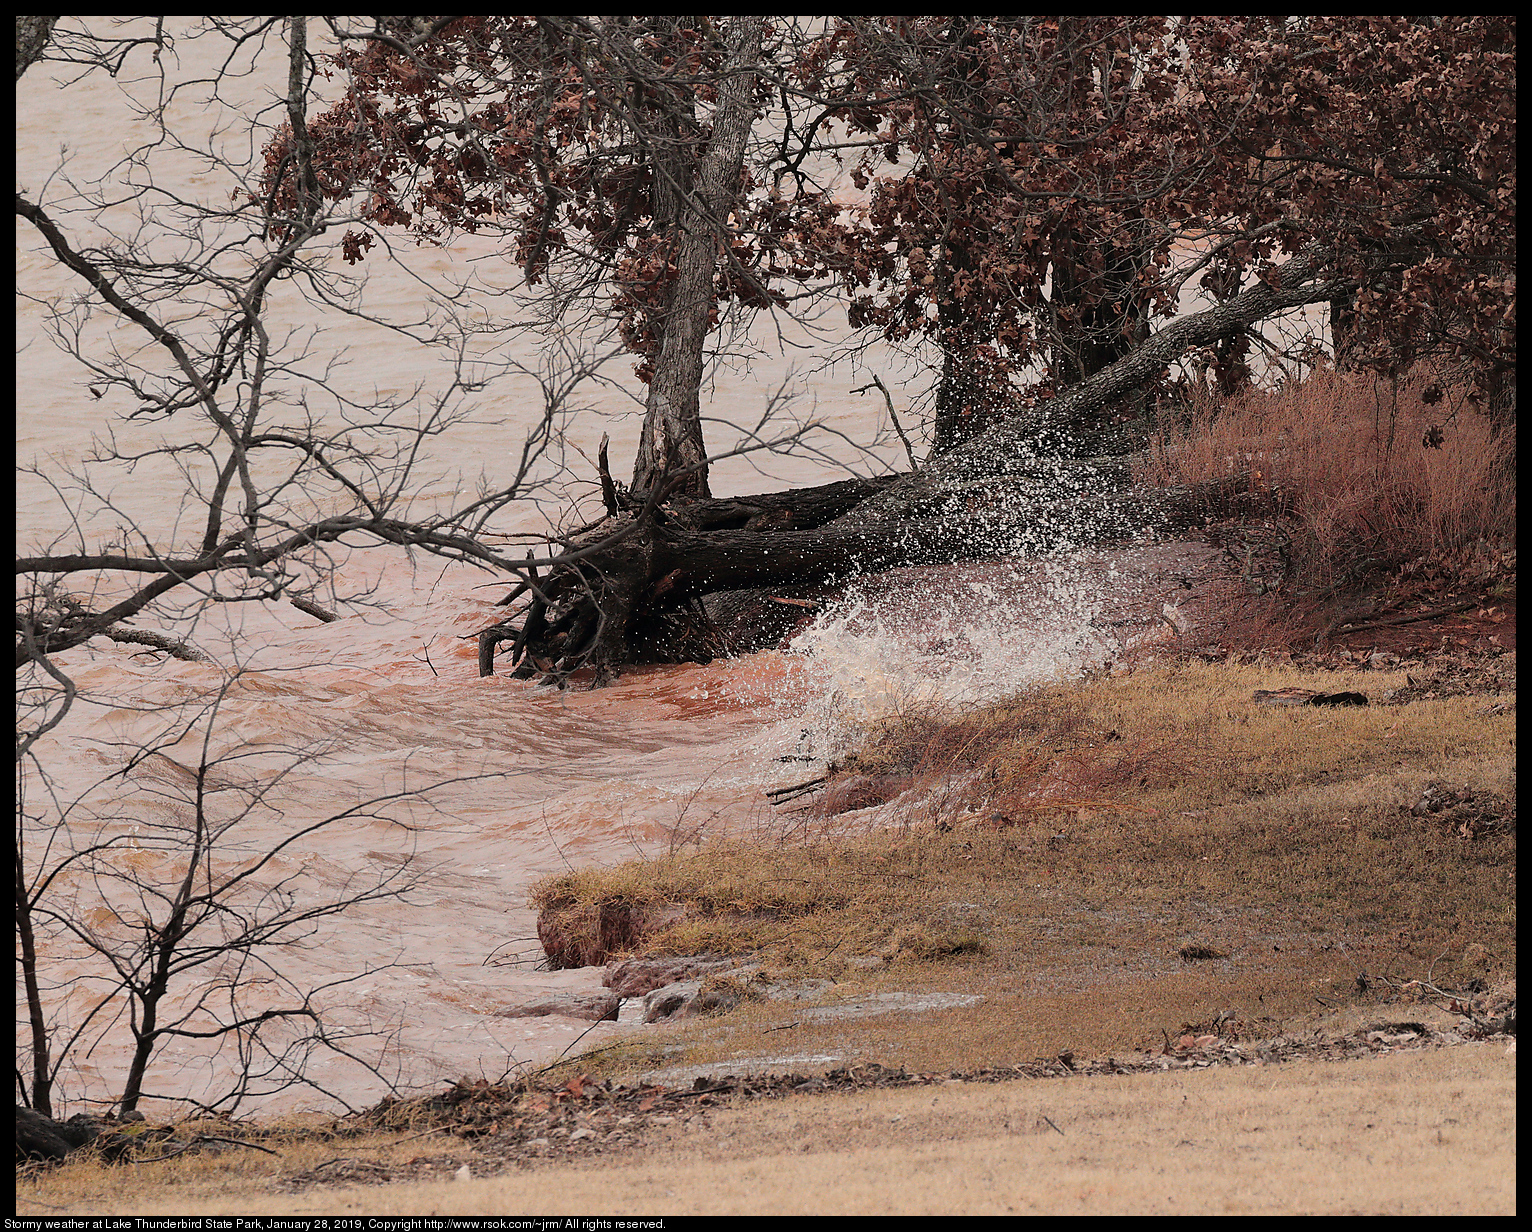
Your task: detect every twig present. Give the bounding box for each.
[532,1039,631,1077]
[482,937,544,967]
[395,1126,451,1144]
[135,1135,281,1162]
[540,804,575,872]
[853,376,919,471]
[766,774,827,806]
[597,432,621,517]
[194,1135,282,1156]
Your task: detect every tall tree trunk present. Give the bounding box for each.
[631,15,763,498]
[930,281,1011,455]
[16,858,52,1115]
[15,16,57,81]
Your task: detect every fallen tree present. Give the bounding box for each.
[479,470,1268,684]
[477,245,1343,684]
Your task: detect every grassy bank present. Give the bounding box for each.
[21,652,1512,1214]
[532,655,1514,1081]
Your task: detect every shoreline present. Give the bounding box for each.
[18,1027,1516,1215]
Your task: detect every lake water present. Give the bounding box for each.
[16,20,1231,1116]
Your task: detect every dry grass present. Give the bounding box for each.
[819,682,1181,829]
[1140,365,1515,592]
[17,1045,1516,1215]
[14,1113,470,1214]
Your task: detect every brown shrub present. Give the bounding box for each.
[1140,365,1515,590]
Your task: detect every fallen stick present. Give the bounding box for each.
[1337,598,1483,635]
[136,1135,281,1163]
[765,775,827,805]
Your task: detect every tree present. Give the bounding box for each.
[481,238,1352,683]
[1176,16,1516,411]
[801,17,1204,451]
[268,15,833,499]
[812,16,1515,447]
[15,16,58,79]
[15,16,595,1115]
[15,18,604,673]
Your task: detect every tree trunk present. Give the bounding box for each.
[631,15,764,498]
[483,463,1267,682]
[650,474,1246,601]
[837,243,1346,527]
[15,860,52,1115]
[930,295,1015,455]
[15,16,57,81]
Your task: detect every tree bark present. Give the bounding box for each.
[631,16,764,498]
[644,475,1245,601]
[16,859,52,1116]
[16,1106,100,1159]
[15,16,56,81]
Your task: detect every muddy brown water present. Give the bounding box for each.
[17,21,1266,1117]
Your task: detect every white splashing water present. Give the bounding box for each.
[763,553,1123,767]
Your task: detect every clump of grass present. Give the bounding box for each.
[694,969,771,1010]
[1140,364,1515,591]
[529,867,674,968]
[882,925,987,963]
[529,841,873,966]
[820,686,1183,829]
